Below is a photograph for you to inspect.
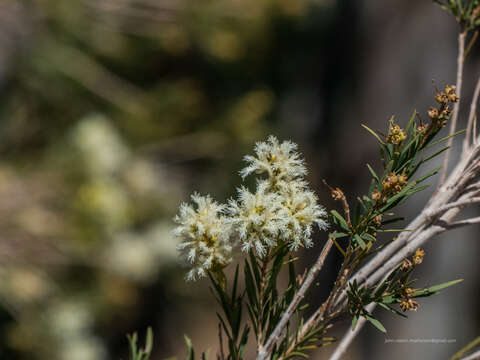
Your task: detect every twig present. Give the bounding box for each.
[362,206,460,290]
[459,349,480,360]
[452,336,480,360]
[474,115,478,145]
[429,197,480,216]
[328,303,376,360]
[463,76,480,153]
[443,216,480,229]
[257,236,334,360]
[441,31,467,184]
[323,180,352,229]
[256,251,272,352]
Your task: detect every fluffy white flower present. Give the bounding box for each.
[227,181,284,257]
[235,136,328,252]
[173,193,233,280]
[278,182,328,250]
[240,135,307,183]
[173,135,329,280]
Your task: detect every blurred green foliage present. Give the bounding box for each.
[0,0,350,359]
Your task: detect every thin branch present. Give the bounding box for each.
[443,216,480,229]
[452,336,480,360]
[441,31,467,184]
[362,206,461,290]
[323,181,351,229]
[328,303,376,360]
[460,349,480,360]
[257,236,334,360]
[474,115,478,145]
[463,75,480,153]
[429,197,480,216]
[256,251,272,352]
[463,183,480,193]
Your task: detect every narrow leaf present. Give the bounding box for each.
[362,124,386,145]
[365,315,387,333]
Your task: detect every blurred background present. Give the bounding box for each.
[0,0,478,359]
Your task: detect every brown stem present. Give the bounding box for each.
[257,236,334,360]
[256,250,272,354]
[440,31,466,184]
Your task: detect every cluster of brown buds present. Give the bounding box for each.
[373,214,382,227]
[382,172,408,194]
[428,84,459,127]
[386,122,407,145]
[400,248,425,272]
[399,287,419,312]
[371,171,408,204]
[330,186,345,201]
[412,248,425,265]
[417,123,428,134]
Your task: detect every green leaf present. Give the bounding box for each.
[406,184,430,196]
[381,217,405,225]
[421,146,450,164]
[353,202,362,226]
[145,327,153,355]
[184,335,195,360]
[128,333,138,360]
[286,351,309,359]
[415,166,441,185]
[265,247,287,299]
[231,264,240,303]
[405,109,417,133]
[381,295,395,304]
[367,163,381,185]
[217,313,232,340]
[354,234,366,249]
[378,303,407,318]
[244,260,259,309]
[351,314,359,330]
[361,233,376,242]
[248,251,262,287]
[331,210,350,231]
[451,335,480,360]
[231,298,243,339]
[286,258,297,303]
[385,159,394,174]
[425,279,463,293]
[399,137,418,162]
[238,325,250,357]
[246,303,258,335]
[365,315,387,333]
[412,279,463,298]
[362,124,386,145]
[378,228,411,233]
[330,232,349,239]
[423,129,465,150]
[208,273,231,321]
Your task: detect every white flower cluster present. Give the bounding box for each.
[231,136,328,253]
[174,193,233,281]
[173,136,328,280]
